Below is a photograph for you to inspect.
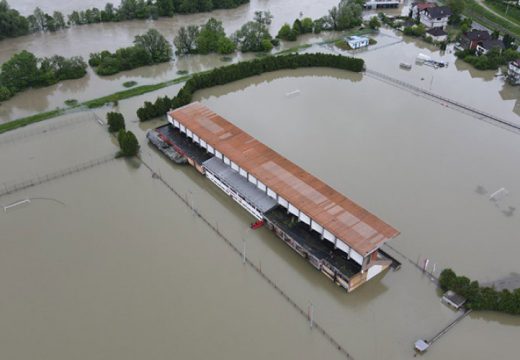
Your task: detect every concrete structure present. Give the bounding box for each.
[364,0,401,10]
[508,59,520,85]
[426,27,448,42]
[419,6,452,30]
[346,35,369,49]
[150,102,401,292]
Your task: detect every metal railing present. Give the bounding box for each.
[0,154,115,198]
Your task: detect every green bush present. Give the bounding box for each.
[123,81,137,88]
[136,53,365,122]
[456,47,520,70]
[64,99,78,106]
[0,86,12,101]
[107,112,125,133]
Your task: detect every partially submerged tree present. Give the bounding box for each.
[233,20,272,52]
[118,129,140,157]
[107,112,125,133]
[174,25,200,54]
[134,28,173,63]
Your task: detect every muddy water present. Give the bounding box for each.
[194,68,520,281]
[0,0,340,121]
[1,64,520,360]
[3,0,515,124]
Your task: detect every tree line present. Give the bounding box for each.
[174,11,275,55]
[439,268,520,315]
[136,53,365,121]
[0,50,87,101]
[89,29,173,76]
[455,47,519,70]
[276,0,370,42]
[0,0,249,41]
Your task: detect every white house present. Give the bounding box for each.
[365,0,401,9]
[507,59,520,85]
[346,36,369,49]
[410,1,435,19]
[420,6,452,30]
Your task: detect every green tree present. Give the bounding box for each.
[107,112,126,132]
[502,34,516,49]
[368,16,381,30]
[174,25,200,54]
[118,129,140,157]
[134,29,173,63]
[233,21,272,52]
[53,11,66,29]
[195,18,226,54]
[157,0,175,16]
[0,50,39,92]
[0,86,11,101]
[277,23,294,40]
[32,7,47,31]
[301,17,314,33]
[0,0,29,39]
[217,36,236,54]
[292,19,302,34]
[446,0,465,16]
[336,0,363,30]
[253,10,273,26]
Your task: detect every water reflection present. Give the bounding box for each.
[453,58,498,81]
[198,68,363,102]
[499,85,520,117]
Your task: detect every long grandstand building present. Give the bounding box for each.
[147,102,400,292]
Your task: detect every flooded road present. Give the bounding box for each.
[1,64,519,360]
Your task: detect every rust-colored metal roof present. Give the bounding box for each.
[171,102,400,256]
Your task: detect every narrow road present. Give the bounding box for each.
[475,0,519,27]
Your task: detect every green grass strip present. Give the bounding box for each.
[83,75,191,108]
[464,0,520,38]
[0,108,67,134]
[0,74,192,135]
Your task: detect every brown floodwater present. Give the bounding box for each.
[1,64,519,360]
[4,0,516,125]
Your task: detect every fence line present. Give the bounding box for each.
[364,69,520,135]
[0,154,115,198]
[0,113,97,146]
[138,157,355,360]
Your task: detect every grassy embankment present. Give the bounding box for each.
[463,0,520,39]
[0,75,190,135]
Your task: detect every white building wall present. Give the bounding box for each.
[278,196,288,208]
[311,220,323,234]
[267,188,277,199]
[288,203,299,216]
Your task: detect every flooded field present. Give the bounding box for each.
[1,0,519,359]
[1,64,519,360]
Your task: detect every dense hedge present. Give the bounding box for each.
[136,53,364,121]
[439,269,520,315]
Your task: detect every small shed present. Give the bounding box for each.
[414,339,430,353]
[346,36,369,49]
[442,290,466,310]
